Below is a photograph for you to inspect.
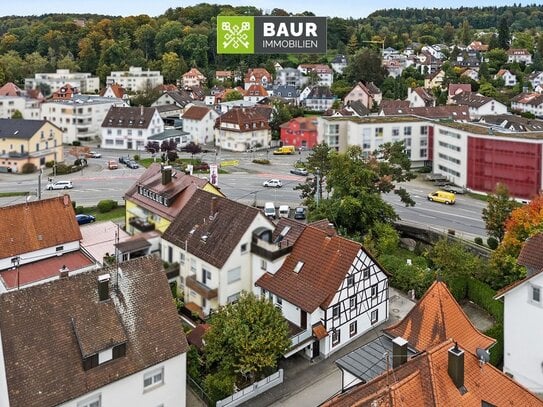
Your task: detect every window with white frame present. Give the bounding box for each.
[180,252,185,265]
[375,127,383,137]
[531,285,541,304]
[349,321,357,337]
[392,127,400,136]
[371,284,378,298]
[332,304,340,318]
[261,259,267,271]
[143,366,164,390]
[371,309,378,324]
[227,292,240,303]
[332,329,341,346]
[420,126,428,135]
[191,258,196,273]
[227,267,241,284]
[347,275,354,287]
[77,394,101,407]
[276,296,283,306]
[404,126,412,136]
[363,267,370,279]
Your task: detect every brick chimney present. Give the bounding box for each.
[392,337,409,368]
[98,274,110,301]
[59,265,69,279]
[448,342,465,391]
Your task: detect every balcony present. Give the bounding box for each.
[128,217,155,233]
[186,275,218,300]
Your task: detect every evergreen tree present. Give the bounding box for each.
[497,16,510,50]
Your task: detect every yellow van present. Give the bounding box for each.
[273,145,295,155]
[427,190,456,205]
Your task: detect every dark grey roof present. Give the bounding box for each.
[348,100,371,116]
[273,85,298,97]
[335,335,416,385]
[332,55,347,64]
[155,104,182,114]
[307,86,334,100]
[101,106,157,129]
[0,119,50,139]
[148,128,190,141]
[478,114,543,132]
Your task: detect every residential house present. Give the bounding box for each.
[255,225,389,359]
[331,54,348,74]
[407,87,435,108]
[0,83,41,119]
[496,69,517,87]
[41,95,127,144]
[161,189,273,317]
[344,100,371,117]
[25,69,99,94]
[100,83,129,102]
[477,114,543,132]
[460,68,479,82]
[124,163,222,235]
[107,66,164,92]
[416,50,443,74]
[151,90,193,110]
[511,92,543,117]
[507,48,533,64]
[0,255,189,407]
[496,233,543,393]
[279,116,318,149]
[182,68,206,88]
[214,106,271,152]
[0,82,23,97]
[0,119,63,173]
[51,83,79,100]
[215,70,233,82]
[274,67,306,88]
[297,64,334,87]
[528,71,543,90]
[451,92,507,119]
[381,105,470,121]
[244,68,272,90]
[452,50,482,69]
[181,104,218,145]
[467,40,489,52]
[243,84,269,103]
[322,339,543,407]
[448,83,472,104]
[304,86,335,111]
[272,85,298,102]
[378,100,410,116]
[101,106,164,150]
[421,44,446,60]
[344,82,382,110]
[384,59,404,78]
[334,280,496,393]
[0,196,95,292]
[298,86,312,105]
[424,69,446,89]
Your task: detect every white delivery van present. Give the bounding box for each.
[264,202,276,219]
[278,205,290,218]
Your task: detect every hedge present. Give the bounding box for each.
[97,199,118,213]
[485,323,503,367]
[467,278,503,324]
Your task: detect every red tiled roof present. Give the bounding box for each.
[448,83,472,96]
[384,281,495,353]
[182,105,211,121]
[323,339,543,407]
[186,324,210,350]
[244,68,272,83]
[100,83,125,98]
[313,323,328,340]
[0,82,22,96]
[183,67,205,78]
[245,84,268,97]
[279,116,317,131]
[0,196,81,261]
[256,226,363,313]
[215,107,270,132]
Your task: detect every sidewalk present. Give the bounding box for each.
[240,287,416,407]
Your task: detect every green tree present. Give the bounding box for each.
[427,239,484,281]
[443,22,455,44]
[134,24,157,60]
[155,21,184,56]
[181,33,209,69]
[225,90,244,102]
[57,54,80,71]
[204,293,290,385]
[482,183,520,241]
[161,52,186,84]
[486,48,508,74]
[459,19,471,46]
[11,110,22,119]
[0,51,25,84]
[346,33,359,55]
[344,48,387,86]
[331,79,352,100]
[497,16,510,50]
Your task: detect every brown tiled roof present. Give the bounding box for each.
[384,281,495,353]
[182,105,211,121]
[215,70,233,78]
[0,82,22,96]
[215,107,270,132]
[279,116,317,131]
[186,323,210,350]
[183,67,205,79]
[245,84,268,97]
[322,339,543,407]
[452,92,495,108]
[101,106,157,129]
[271,218,307,245]
[256,226,363,313]
[448,83,472,96]
[380,99,410,114]
[100,83,125,98]
[393,105,470,120]
[413,87,434,104]
[0,196,81,260]
[507,48,531,56]
[162,189,269,268]
[511,92,543,106]
[124,163,220,221]
[244,68,272,83]
[313,323,328,340]
[0,255,188,407]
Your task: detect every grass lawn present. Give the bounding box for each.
[0,191,30,197]
[79,206,125,222]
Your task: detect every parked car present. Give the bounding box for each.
[76,214,96,225]
[107,160,118,170]
[118,156,131,164]
[441,185,468,194]
[264,202,276,219]
[46,180,73,190]
[290,168,308,176]
[86,151,101,158]
[294,207,306,220]
[263,179,282,188]
[126,160,139,169]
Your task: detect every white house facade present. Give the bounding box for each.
[181,105,218,145]
[107,67,164,92]
[0,96,40,120]
[25,69,99,94]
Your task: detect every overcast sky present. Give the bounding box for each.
[0,0,525,19]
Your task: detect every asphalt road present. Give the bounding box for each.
[0,147,487,237]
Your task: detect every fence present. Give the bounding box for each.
[216,369,284,407]
[187,374,213,406]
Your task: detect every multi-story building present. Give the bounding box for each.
[274,67,307,88]
[214,106,271,152]
[0,255,188,407]
[181,104,219,145]
[304,86,335,112]
[511,92,543,117]
[297,64,334,87]
[41,95,127,144]
[344,82,382,110]
[279,116,318,149]
[0,96,41,120]
[181,68,206,88]
[106,67,163,92]
[24,69,100,94]
[101,106,164,150]
[331,54,348,74]
[243,84,268,103]
[0,119,63,173]
[451,92,508,119]
[243,68,272,90]
[507,48,533,64]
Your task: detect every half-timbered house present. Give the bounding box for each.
[255,225,389,359]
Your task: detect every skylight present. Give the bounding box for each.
[294,261,304,273]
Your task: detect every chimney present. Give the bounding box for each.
[210,196,218,218]
[59,265,69,279]
[392,337,409,368]
[161,165,172,185]
[98,274,110,301]
[448,342,465,390]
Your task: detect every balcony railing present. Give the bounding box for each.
[290,329,313,347]
[128,217,155,232]
[186,275,218,300]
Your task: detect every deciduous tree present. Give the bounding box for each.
[482,183,520,241]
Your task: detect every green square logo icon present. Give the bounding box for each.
[217,16,254,54]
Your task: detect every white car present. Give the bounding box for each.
[46,180,73,190]
[263,179,282,188]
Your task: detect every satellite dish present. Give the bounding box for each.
[476,348,490,364]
